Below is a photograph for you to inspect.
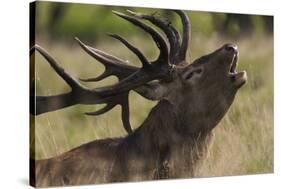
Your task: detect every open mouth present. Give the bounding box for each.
[229,53,238,74]
[228,52,247,88]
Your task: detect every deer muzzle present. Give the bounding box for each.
[225,44,247,88]
[232,71,247,88]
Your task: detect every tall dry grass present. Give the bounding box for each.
[32,33,273,177]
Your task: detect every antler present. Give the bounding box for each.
[31,10,191,135]
[125,10,190,64]
[126,10,181,64]
[174,10,191,62]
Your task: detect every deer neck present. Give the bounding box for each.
[133,99,213,144]
[129,100,214,177]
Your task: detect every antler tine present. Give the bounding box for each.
[34,44,86,91]
[174,10,191,62]
[126,10,181,64]
[170,24,181,46]
[85,92,133,134]
[112,11,168,63]
[79,71,112,82]
[75,37,138,81]
[32,45,134,133]
[85,103,116,116]
[121,96,133,134]
[75,37,165,101]
[108,33,150,68]
[88,47,129,67]
[31,45,105,115]
[75,37,127,66]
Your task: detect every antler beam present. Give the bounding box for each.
[31,10,191,135]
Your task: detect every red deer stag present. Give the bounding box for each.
[30,10,247,187]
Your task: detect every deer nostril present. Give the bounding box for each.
[224,44,237,53]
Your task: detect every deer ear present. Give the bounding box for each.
[182,67,203,83]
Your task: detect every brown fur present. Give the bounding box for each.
[33,100,214,187]
[32,44,246,187]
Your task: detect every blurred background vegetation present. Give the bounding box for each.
[32,1,273,178]
[34,1,273,42]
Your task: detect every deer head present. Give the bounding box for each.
[30,10,247,135]
[162,44,247,134]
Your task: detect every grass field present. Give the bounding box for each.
[31,32,273,177]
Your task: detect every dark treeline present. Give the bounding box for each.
[35,2,273,42]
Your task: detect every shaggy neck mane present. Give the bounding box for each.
[124,100,214,177]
